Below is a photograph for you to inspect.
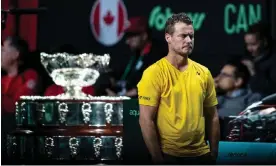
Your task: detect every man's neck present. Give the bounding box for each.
[166,51,188,71]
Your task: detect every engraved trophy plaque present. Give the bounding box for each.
[41,52,110,98]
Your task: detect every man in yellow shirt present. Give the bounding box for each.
[137,13,220,164]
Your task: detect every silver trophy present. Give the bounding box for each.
[41,52,110,98]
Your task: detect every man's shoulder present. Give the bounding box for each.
[22,68,39,79]
[189,59,211,78]
[144,58,165,73]
[246,90,263,101]
[190,59,209,71]
[16,68,39,85]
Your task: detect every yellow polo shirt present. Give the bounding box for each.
[137,58,218,157]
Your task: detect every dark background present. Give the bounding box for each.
[1,0,275,164]
[37,0,270,75]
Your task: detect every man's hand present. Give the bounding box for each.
[152,156,165,164]
[210,151,218,160]
[204,106,220,160]
[139,105,163,164]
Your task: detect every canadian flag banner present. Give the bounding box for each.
[90,0,128,46]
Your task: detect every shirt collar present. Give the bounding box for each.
[228,89,247,98]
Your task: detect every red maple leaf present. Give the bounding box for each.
[103,11,114,25]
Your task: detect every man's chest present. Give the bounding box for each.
[161,72,207,102]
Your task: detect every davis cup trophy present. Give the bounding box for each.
[6,52,130,164]
[41,52,109,98]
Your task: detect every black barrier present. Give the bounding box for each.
[123,99,151,164]
[123,99,276,164]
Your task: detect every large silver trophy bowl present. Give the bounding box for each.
[41,52,110,98]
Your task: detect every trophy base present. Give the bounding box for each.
[9,94,130,164]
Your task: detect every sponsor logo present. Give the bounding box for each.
[270,149,276,158]
[148,4,262,35]
[225,152,247,157]
[149,6,206,31]
[139,96,150,101]
[90,0,128,46]
[129,110,140,117]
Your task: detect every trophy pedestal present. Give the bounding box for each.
[60,86,88,98]
[7,96,130,164]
